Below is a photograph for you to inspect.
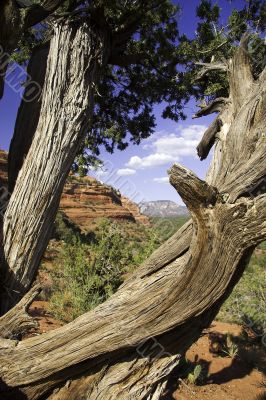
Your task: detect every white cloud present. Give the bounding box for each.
[153,125,206,157]
[116,168,136,176]
[127,153,176,169]
[153,177,169,184]
[126,124,207,169]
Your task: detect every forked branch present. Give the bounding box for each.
[195,61,228,81]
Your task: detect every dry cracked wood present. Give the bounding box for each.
[0,32,265,400]
[8,44,50,193]
[0,284,41,339]
[0,0,65,100]
[1,20,110,311]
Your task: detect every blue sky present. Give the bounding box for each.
[0,0,244,204]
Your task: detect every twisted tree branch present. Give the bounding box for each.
[193,97,228,118]
[0,284,41,339]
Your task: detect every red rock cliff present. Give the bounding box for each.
[0,152,150,230]
[60,176,150,231]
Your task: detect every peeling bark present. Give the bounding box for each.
[8,44,49,193]
[0,0,64,100]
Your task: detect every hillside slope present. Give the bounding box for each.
[61,175,150,231]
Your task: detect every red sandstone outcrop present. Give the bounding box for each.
[0,152,150,230]
[121,196,150,226]
[60,176,150,231]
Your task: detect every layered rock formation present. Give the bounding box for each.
[121,196,151,226]
[0,152,150,230]
[61,176,150,231]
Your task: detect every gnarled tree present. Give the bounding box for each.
[0,1,265,399]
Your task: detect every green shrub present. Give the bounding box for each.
[49,239,103,321]
[218,242,266,342]
[151,216,189,242]
[49,219,157,321]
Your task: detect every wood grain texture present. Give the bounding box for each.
[8,44,49,193]
[2,20,110,311]
[0,284,41,338]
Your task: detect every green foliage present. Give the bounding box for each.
[171,0,266,111]
[49,218,158,321]
[151,216,189,242]
[49,239,100,321]
[52,212,94,244]
[221,334,239,359]
[218,242,266,340]
[49,235,124,322]
[187,364,203,385]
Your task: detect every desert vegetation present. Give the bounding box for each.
[43,214,266,352]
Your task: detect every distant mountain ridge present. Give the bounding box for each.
[139,200,189,217]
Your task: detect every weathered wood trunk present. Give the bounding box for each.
[0,0,22,99]
[8,44,50,193]
[0,0,64,99]
[0,33,265,400]
[1,20,110,311]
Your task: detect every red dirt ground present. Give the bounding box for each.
[172,321,266,400]
[27,302,266,400]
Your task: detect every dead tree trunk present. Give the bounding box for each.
[1,19,110,311]
[0,35,265,400]
[8,43,49,193]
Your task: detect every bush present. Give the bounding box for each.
[151,216,189,242]
[218,242,266,342]
[52,212,93,244]
[49,219,157,321]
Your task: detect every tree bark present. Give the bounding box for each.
[8,43,49,193]
[0,0,22,98]
[0,284,41,339]
[0,0,64,99]
[0,33,265,400]
[1,20,110,311]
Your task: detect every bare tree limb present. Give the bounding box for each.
[195,61,228,81]
[196,116,222,160]
[193,97,229,118]
[168,164,218,210]
[229,33,254,109]
[197,39,228,54]
[0,284,41,339]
